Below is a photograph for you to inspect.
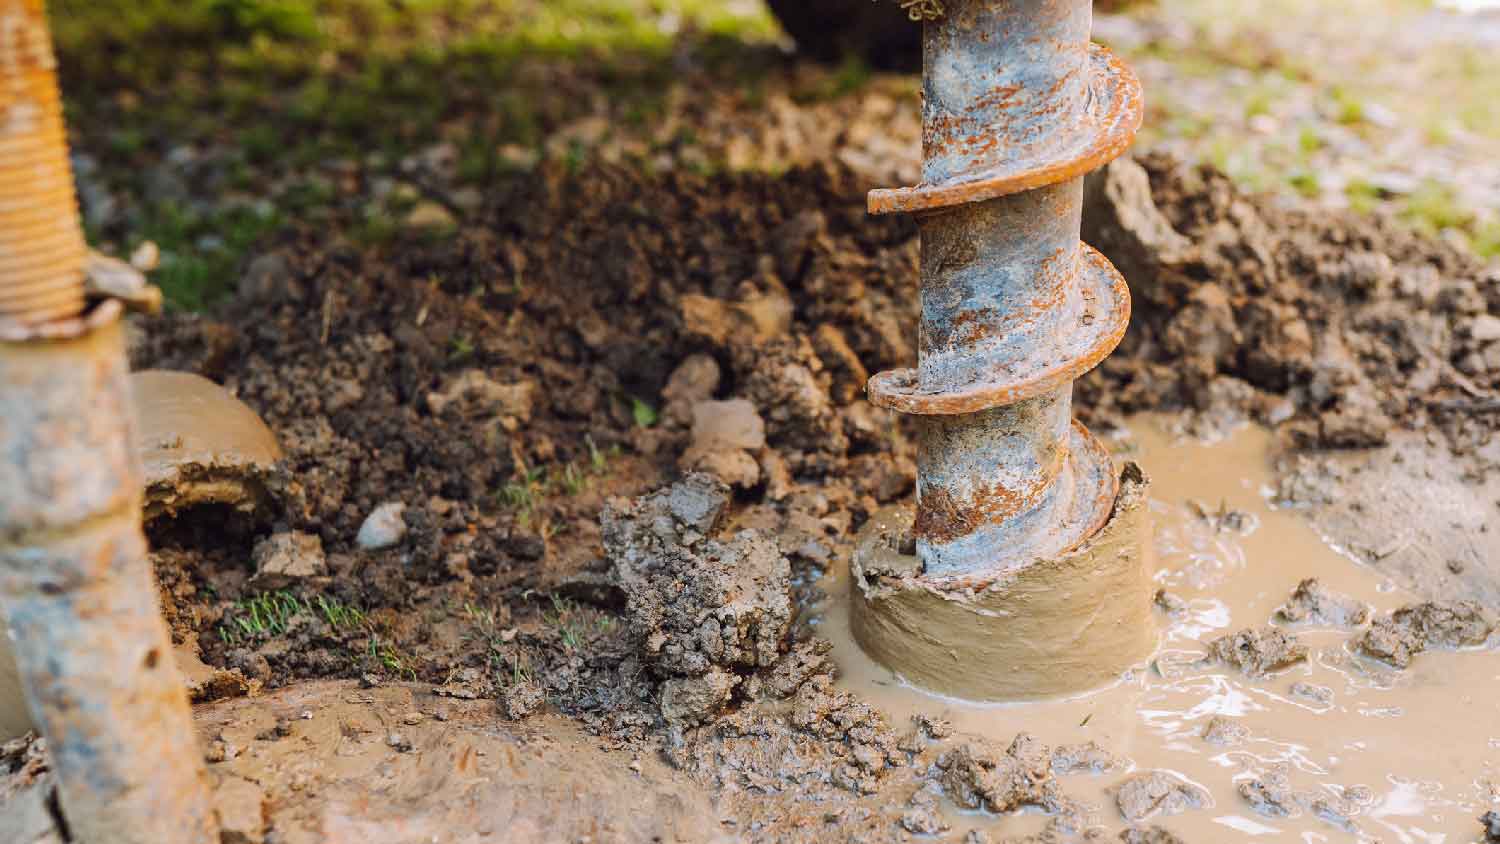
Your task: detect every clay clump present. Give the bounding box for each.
[934,734,1067,816]
[1358,601,1494,668]
[603,473,792,724]
[1114,771,1210,823]
[1206,626,1308,676]
[1275,578,1370,628]
[132,370,289,525]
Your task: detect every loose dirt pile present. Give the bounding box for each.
[7,151,1491,840]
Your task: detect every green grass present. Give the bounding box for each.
[218,589,366,645]
[50,0,780,310]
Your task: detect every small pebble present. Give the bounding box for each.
[357,501,408,550]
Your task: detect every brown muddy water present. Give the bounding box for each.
[815,416,1500,842]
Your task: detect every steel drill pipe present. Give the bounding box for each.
[866,0,1139,578]
[0,1,219,840]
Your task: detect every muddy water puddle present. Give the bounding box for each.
[814,416,1500,842]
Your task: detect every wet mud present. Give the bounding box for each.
[816,418,1500,842]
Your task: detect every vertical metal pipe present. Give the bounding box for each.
[866,0,1142,578]
[0,2,220,840]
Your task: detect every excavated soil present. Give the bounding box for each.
[7,153,1500,842]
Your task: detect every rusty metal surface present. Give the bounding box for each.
[864,0,1139,576]
[0,0,86,325]
[0,2,220,840]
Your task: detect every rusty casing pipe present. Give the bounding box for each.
[866,0,1141,577]
[0,2,219,840]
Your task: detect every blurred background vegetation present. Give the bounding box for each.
[47,0,1500,308]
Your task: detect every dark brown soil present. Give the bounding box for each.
[122,151,1500,841]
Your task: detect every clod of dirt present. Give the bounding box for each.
[680,399,766,489]
[1051,741,1119,776]
[213,774,268,844]
[1201,716,1249,747]
[1206,626,1309,676]
[1114,771,1210,822]
[1288,681,1333,706]
[1481,810,1500,843]
[500,680,545,720]
[250,531,326,589]
[1358,600,1495,668]
[423,369,535,431]
[899,783,949,836]
[132,370,286,524]
[175,643,254,703]
[1238,765,1300,818]
[659,668,738,725]
[660,354,721,427]
[1153,588,1188,616]
[680,292,793,347]
[934,735,1066,816]
[1119,828,1186,844]
[603,473,791,723]
[356,502,407,550]
[1275,578,1371,628]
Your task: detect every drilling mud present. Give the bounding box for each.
[818,416,1500,842]
[848,459,1157,701]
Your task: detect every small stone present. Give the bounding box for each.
[404,200,457,231]
[1470,315,1500,343]
[130,240,160,271]
[357,502,407,550]
[401,712,424,726]
[386,732,413,752]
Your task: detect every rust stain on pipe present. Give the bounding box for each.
[865,0,1138,576]
[0,0,86,325]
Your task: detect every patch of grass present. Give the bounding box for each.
[630,396,659,428]
[1287,169,1321,199]
[1400,179,1473,235]
[131,201,282,310]
[1345,178,1382,214]
[218,589,365,645]
[367,633,416,680]
[1329,86,1366,126]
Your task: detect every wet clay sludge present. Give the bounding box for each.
[850,463,1157,701]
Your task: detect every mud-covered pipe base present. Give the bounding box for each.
[849,463,1156,701]
[0,309,218,843]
